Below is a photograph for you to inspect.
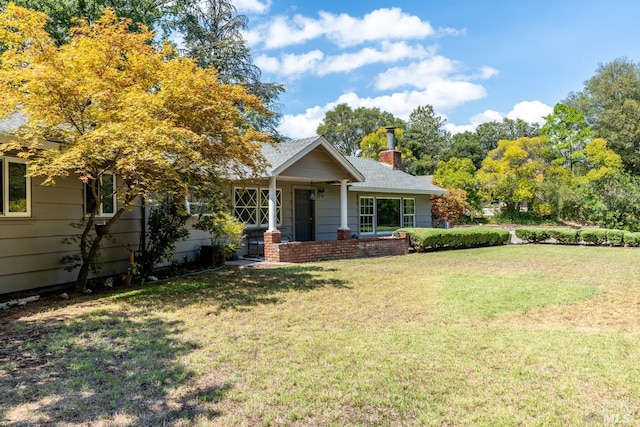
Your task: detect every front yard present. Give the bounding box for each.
[1,245,639,426]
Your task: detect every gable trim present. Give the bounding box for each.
[270,136,365,182]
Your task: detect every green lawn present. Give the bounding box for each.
[1,245,639,426]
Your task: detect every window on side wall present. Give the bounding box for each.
[85,173,116,217]
[185,196,211,216]
[403,198,416,228]
[0,156,31,217]
[359,196,416,234]
[233,187,281,228]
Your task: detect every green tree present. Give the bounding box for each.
[433,157,480,209]
[403,105,451,175]
[317,103,402,156]
[475,118,540,152]
[170,0,284,138]
[444,131,485,169]
[0,6,271,289]
[0,0,167,44]
[573,138,640,230]
[565,57,640,174]
[477,137,554,216]
[541,103,593,172]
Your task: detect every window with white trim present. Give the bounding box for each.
[359,196,416,234]
[403,198,416,228]
[233,187,281,227]
[359,197,374,233]
[85,173,116,217]
[185,197,210,216]
[0,156,31,217]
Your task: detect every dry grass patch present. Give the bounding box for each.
[1,245,639,425]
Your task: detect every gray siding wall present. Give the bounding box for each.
[0,175,142,294]
[1,173,436,294]
[281,147,351,181]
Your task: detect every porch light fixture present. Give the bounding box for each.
[309,190,316,201]
[318,187,325,198]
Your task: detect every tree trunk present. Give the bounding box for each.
[75,234,104,291]
[75,263,91,291]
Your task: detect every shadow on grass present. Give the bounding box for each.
[0,265,348,425]
[0,310,221,425]
[109,265,350,313]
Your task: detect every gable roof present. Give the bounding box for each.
[262,135,365,182]
[347,157,447,195]
[264,137,446,195]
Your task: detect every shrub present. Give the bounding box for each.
[579,229,608,245]
[623,232,640,247]
[515,228,550,243]
[397,227,509,252]
[548,229,579,245]
[606,229,625,246]
[138,198,190,278]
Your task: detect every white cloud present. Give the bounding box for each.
[506,100,553,124]
[234,0,271,14]
[445,102,553,135]
[376,58,498,91]
[278,84,487,139]
[324,8,437,47]
[255,50,324,77]
[458,66,499,81]
[321,42,430,76]
[279,106,326,139]
[256,42,430,79]
[375,56,458,90]
[248,7,454,49]
[445,110,503,134]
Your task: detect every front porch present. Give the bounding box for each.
[261,230,410,263]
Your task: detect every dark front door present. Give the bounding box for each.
[295,189,314,241]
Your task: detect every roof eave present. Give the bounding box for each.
[349,186,448,195]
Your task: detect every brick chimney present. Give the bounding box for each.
[379,126,402,169]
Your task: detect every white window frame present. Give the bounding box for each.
[359,196,416,235]
[233,187,282,228]
[403,198,416,228]
[185,197,210,216]
[359,196,375,234]
[0,156,31,217]
[85,173,116,217]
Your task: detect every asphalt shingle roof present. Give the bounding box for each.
[261,136,320,174]
[346,156,446,195]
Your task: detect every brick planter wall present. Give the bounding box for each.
[265,232,410,263]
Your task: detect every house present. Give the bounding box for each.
[0,125,445,295]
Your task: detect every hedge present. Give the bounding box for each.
[623,232,640,247]
[397,227,510,252]
[514,228,550,243]
[516,227,638,247]
[606,229,625,246]
[580,229,608,245]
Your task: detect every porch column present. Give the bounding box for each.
[340,179,349,230]
[336,179,351,240]
[268,175,277,232]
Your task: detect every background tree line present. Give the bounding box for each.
[317,57,640,231]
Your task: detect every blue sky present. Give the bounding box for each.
[234,0,640,139]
